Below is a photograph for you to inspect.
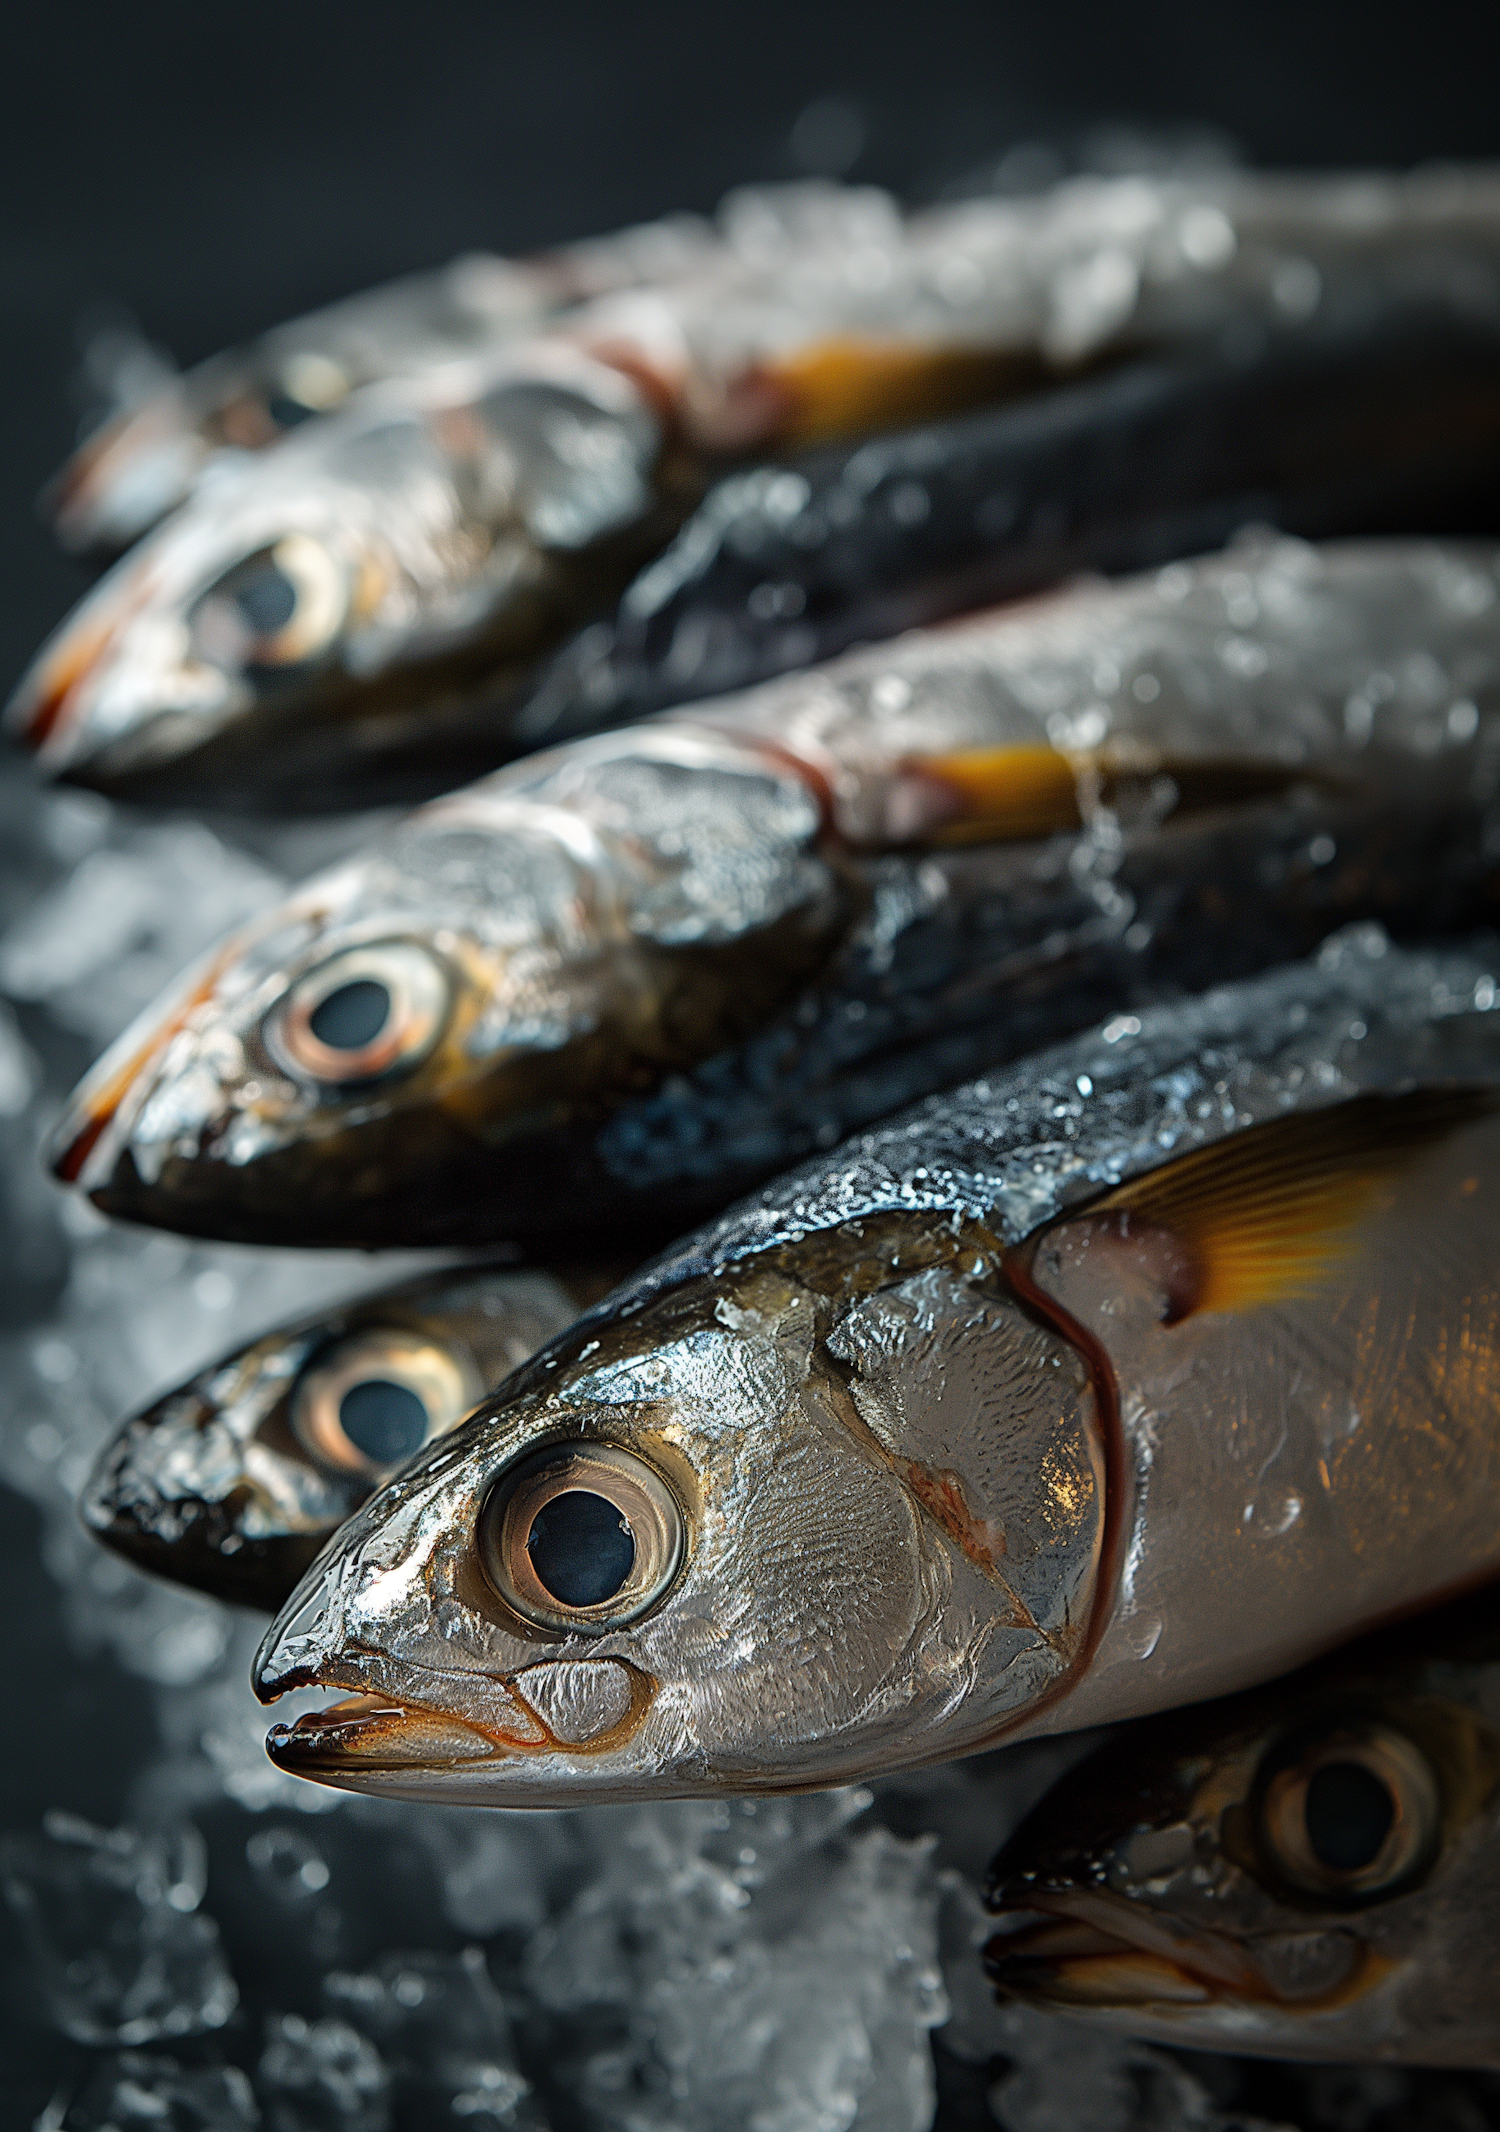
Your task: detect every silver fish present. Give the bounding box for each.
[984,1588,1500,2068]
[250,929,1500,1805]
[42,209,721,557]
[21,166,1500,807]
[46,536,1500,1250]
[80,1257,623,1611]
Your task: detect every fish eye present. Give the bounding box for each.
[265,353,351,430]
[477,1442,686,1634]
[268,941,451,1087]
[190,531,348,670]
[291,1327,482,1478]
[1255,1722,1441,1904]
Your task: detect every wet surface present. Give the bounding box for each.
[8,6,1500,2123]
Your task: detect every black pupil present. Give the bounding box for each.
[308,978,391,1052]
[527,1490,635,1608]
[1304,1760,1396,1873]
[232,559,299,640]
[265,391,319,431]
[337,1379,431,1466]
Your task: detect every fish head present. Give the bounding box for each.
[983,1652,1500,2060]
[251,1217,1109,1804]
[80,1264,580,1611]
[12,349,667,802]
[47,732,842,1247]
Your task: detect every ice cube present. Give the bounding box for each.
[258,2014,391,2132]
[325,1947,544,2128]
[0,1813,236,2046]
[42,2050,261,2130]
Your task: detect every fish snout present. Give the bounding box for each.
[79,1440,325,1613]
[985,1885,1369,2016]
[43,389,205,556]
[984,1887,1264,2010]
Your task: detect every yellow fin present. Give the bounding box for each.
[1096,1088,1497,1320]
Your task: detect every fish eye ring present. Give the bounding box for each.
[268,940,452,1086]
[291,1327,482,1477]
[477,1442,686,1634]
[1255,1721,1441,1903]
[190,531,349,669]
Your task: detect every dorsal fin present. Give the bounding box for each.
[1093,1087,1497,1322]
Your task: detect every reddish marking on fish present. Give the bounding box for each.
[51,945,239,1184]
[900,1458,1006,1575]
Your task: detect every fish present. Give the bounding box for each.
[79,1257,626,1612]
[21,165,1500,810]
[41,208,723,557]
[983,1587,1500,2068]
[246,929,1500,1805]
[46,535,1500,1251]
[531,289,1500,743]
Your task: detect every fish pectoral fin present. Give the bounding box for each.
[1096,1086,1497,1321]
[892,747,1327,849]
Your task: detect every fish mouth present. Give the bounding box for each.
[79,1466,326,1615]
[266,1689,525,1774]
[47,940,242,1193]
[985,1890,1269,2011]
[259,1638,658,1788]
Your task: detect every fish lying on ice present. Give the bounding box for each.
[250,930,1500,1804]
[41,206,722,556]
[984,1587,1500,2068]
[46,537,1500,1250]
[80,1258,623,1610]
[20,167,1500,809]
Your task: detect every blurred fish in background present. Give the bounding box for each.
[21,169,1500,812]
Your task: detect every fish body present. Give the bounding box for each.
[250,930,1500,1805]
[43,210,722,557]
[23,166,1500,808]
[538,290,1500,741]
[49,537,1500,1250]
[984,1590,1500,2068]
[81,1258,620,1611]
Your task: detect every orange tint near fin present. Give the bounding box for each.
[893,748,1320,849]
[1095,1089,1497,1321]
[899,745,1086,843]
[756,339,1031,446]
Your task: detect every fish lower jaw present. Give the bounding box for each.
[984,1914,1216,2010]
[266,1690,527,1777]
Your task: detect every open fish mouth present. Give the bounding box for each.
[985,1890,1267,2010]
[985,1889,1375,2015]
[261,1653,658,1781]
[266,1690,525,1774]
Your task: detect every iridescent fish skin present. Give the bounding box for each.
[250,932,1500,1806]
[81,1259,620,1611]
[48,538,1500,1250]
[538,292,1500,739]
[13,343,696,812]
[984,1591,1500,2068]
[42,211,721,557]
[23,167,1500,809]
